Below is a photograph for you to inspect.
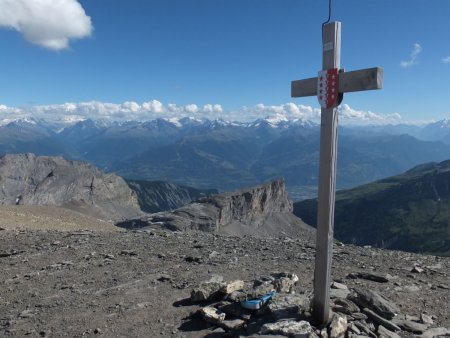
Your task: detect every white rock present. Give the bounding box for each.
[262,320,313,337]
[199,306,225,324]
[329,314,348,338]
[331,282,348,290]
[220,280,244,294]
[421,314,434,325]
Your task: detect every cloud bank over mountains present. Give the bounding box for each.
[0,100,406,127]
[0,0,92,50]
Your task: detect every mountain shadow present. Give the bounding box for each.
[294,160,450,256]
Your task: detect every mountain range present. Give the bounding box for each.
[294,160,450,256]
[1,116,450,200]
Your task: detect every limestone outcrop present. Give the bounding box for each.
[118,178,314,238]
[0,153,142,222]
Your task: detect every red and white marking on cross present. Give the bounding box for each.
[317,68,339,109]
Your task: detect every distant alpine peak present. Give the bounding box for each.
[440,118,450,126]
[0,117,39,127]
[264,113,289,126]
[2,114,445,134]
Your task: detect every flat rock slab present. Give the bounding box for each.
[378,325,402,338]
[362,308,401,332]
[191,281,225,302]
[262,320,313,338]
[268,294,310,320]
[392,319,429,333]
[420,327,450,338]
[330,288,351,299]
[219,319,245,330]
[349,288,400,319]
[347,272,393,283]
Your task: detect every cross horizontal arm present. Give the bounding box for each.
[291,67,383,98]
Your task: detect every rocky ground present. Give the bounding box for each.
[0,206,119,231]
[0,221,449,338]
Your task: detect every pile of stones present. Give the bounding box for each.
[189,273,450,338]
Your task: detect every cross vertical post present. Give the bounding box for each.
[313,21,341,326]
[290,20,383,327]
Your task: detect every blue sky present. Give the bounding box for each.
[0,0,449,124]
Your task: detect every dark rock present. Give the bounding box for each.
[120,250,137,256]
[333,299,360,314]
[218,302,252,321]
[126,179,217,213]
[348,288,400,319]
[347,272,392,283]
[354,321,376,336]
[420,327,450,338]
[377,325,402,338]
[347,323,361,335]
[185,256,202,263]
[412,266,424,273]
[191,282,225,302]
[362,308,401,332]
[227,291,247,302]
[350,312,368,321]
[0,250,25,258]
[392,319,429,334]
[267,294,310,320]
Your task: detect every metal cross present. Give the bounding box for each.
[291,21,383,326]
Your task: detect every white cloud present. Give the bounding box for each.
[184,104,199,114]
[0,100,409,127]
[400,43,422,68]
[232,103,321,122]
[339,104,402,125]
[0,0,92,50]
[442,56,450,64]
[142,100,164,113]
[203,104,223,114]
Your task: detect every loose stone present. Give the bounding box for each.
[377,325,402,338]
[261,320,313,338]
[328,314,347,338]
[362,308,401,332]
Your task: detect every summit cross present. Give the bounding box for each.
[291,21,383,326]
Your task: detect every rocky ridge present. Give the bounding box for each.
[294,160,450,256]
[118,179,315,238]
[0,153,142,222]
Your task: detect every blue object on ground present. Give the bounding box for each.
[240,291,276,310]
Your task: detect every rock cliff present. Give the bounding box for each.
[126,179,217,213]
[0,153,142,222]
[118,178,314,239]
